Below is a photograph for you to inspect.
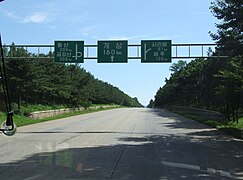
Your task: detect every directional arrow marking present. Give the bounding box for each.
[72,44,83,60]
[111,55,114,62]
[144,43,152,61]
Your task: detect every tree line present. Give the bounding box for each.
[0,45,142,112]
[152,0,243,123]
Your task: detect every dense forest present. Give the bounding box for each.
[152,0,243,123]
[0,46,142,112]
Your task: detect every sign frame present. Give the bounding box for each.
[97,40,128,63]
[141,40,172,63]
[54,41,84,63]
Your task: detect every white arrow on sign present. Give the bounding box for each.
[144,43,152,61]
[72,44,83,60]
[111,55,114,62]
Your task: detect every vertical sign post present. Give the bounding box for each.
[141,40,172,63]
[97,40,128,63]
[54,41,84,63]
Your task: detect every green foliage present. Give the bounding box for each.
[204,120,222,128]
[210,0,243,57]
[154,57,243,123]
[167,106,243,139]
[169,60,187,74]
[154,0,243,125]
[155,58,206,108]
[238,117,243,128]
[217,118,243,139]
[147,99,154,108]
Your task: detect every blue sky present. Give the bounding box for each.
[0,0,217,105]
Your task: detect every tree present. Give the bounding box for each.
[210,0,243,122]
[214,56,243,123]
[153,1,243,124]
[147,99,154,108]
[154,59,207,108]
[210,0,243,57]
[169,60,187,74]
[6,44,32,111]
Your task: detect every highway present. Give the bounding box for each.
[0,108,242,179]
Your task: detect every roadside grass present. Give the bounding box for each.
[0,105,121,128]
[216,117,243,139]
[166,106,243,139]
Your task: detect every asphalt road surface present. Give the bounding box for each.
[0,108,242,180]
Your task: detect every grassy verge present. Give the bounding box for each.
[166,106,243,139]
[0,105,121,127]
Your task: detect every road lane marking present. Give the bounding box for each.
[161,161,235,179]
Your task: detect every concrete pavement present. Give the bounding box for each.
[0,108,242,179]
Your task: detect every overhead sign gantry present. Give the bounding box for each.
[3,42,227,61]
[54,40,173,63]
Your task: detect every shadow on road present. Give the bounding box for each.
[147,108,213,130]
[147,109,242,142]
[0,108,242,179]
[0,132,242,179]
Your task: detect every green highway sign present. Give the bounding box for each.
[141,40,172,63]
[98,41,128,63]
[54,41,84,63]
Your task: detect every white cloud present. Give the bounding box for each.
[22,12,49,24]
[0,8,54,24]
[0,9,19,20]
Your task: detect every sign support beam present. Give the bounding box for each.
[2,43,228,61]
